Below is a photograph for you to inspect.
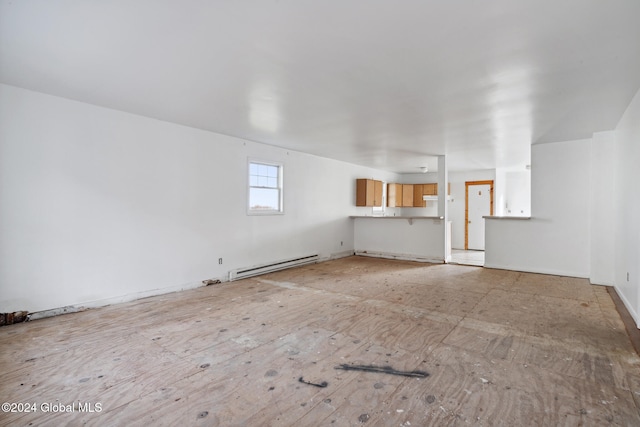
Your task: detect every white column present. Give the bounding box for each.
[437,155,450,262]
[437,155,448,218]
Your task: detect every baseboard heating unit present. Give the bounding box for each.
[228,254,319,281]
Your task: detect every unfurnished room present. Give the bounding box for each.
[1,1,640,426]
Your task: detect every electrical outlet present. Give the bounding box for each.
[627,272,630,281]
[219,258,223,265]
[340,241,343,246]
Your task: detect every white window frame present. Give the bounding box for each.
[247,159,284,215]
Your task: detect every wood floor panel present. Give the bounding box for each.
[421,344,640,425]
[0,332,180,401]
[1,347,201,427]
[377,283,486,317]
[292,344,425,426]
[2,256,639,426]
[361,343,633,427]
[335,307,453,354]
[243,338,388,426]
[507,273,598,303]
[399,266,512,295]
[295,274,394,299]
[373,372,606,427]
[467,288,610,344]
[443,324,640,393]
[97,331,375,426]
[361,297,464,328]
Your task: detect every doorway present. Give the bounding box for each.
[465,180,494,251]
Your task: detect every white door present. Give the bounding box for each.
[467,184,491,250]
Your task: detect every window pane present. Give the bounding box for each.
[249,188,279,210]
[249,161,282,213]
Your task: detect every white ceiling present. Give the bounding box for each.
[2,1,639,173]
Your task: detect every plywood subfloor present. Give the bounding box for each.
[1,256,639,426]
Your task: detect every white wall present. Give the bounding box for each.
[0,84,398,314]
[502,170,531,217]
[494,168,531,217]
[485,139,592,277]
[354,217,445,262]
[613,87,640,326]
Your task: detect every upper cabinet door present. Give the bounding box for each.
[423,183,437,196]
[402,184,414,207]
[387,183,398,207]
[373,180,383,207]
[413,184,425,207]
[356,179,371,206]
[356,179,382,207]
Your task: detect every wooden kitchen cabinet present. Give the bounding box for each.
[413,183,447,206]
[374,181,383,206]
[413,184,426,207]
[402,184,414,207]
[422,183,451,196]
[387,183,402,207]
[385,182,451,208]
[356,179,383,207]
[423,183,437,196]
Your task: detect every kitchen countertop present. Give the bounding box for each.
[350,215,444,220]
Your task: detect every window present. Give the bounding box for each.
[248,161,283,214]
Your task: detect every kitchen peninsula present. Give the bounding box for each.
[350,215,448,263]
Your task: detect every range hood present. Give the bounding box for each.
[423,195,452,201]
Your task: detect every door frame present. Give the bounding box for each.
[465,180,494,250]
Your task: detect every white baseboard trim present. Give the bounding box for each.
[355,250,443,264]
[589,277,615,286]
[328,250,356,260]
